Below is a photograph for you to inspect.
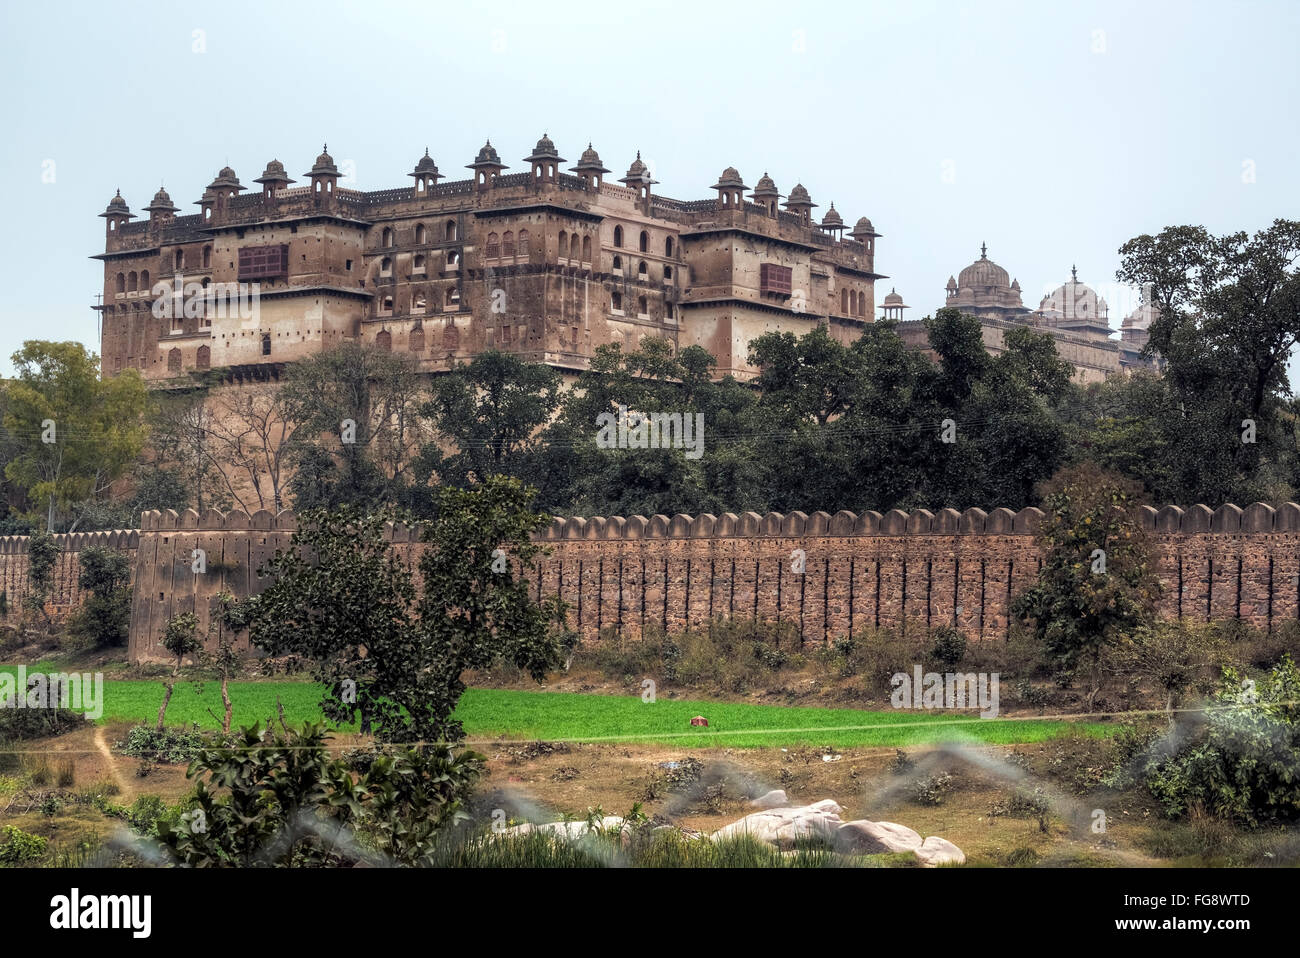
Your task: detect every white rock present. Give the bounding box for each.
[711,800,843,849]
[916,835,966,867]
[750,789,789,809]
[835,820,923,855]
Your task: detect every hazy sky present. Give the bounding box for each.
[1,0,1296,376]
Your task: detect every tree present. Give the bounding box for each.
[23,529,59,632]
[246,475,564,743]
[1013,463,1160,710]
[1105,621,1230,715]
[67,546,131,647]
[281,342,429,511]
[420,349,561,490]
[3,341,148,531]
[157,612,203,731]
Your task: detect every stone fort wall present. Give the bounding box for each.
[0,530,140,626]
[1,504,1295,663]
[113,501,1300,663]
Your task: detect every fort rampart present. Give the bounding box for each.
[2,503,1295,664]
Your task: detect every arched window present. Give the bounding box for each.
[196,345,210,370]
[413,291,427,311]
[127,271,137,292]
[518,229,529,257]
[841,288,849,314]
[502,231,514,258]
[381,228,394,248]
[612,255,622,272]
[167,348,182,372]
[637,295,648,316]
[443,322,459,350]
[557,230,567,260]
[376,329,392,351]
[261,334,271,356]
[140,269,150,289]
[415,223,427,245]
[665,237,674,257]
[380,257,392,276]
[445,286,459,309]
[663,265,672,281]
[613,225,623,248]
[446,251,460,270]
[175,249,185,270]
[413,253,426,273]
[611,291,623,311]
[582,235,591,262]
[381,296,393,314]
[639,230,648,252]
[487,232,500,259]
[409,326,425,351]
[445,219,457,241]
[857,292,866,317]
[570,234,580,260]
[637,260,647,278]
[202,246,211,268]
[116,273,125,293]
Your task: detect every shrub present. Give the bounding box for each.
[929,626,967,667]
[1121,655,1300,826]
[0,705,86,742]
[0,825,48,864]
[116,724,208,764]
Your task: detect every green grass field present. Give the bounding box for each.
[1,666,1116,748]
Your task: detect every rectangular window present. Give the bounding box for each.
[238,244,289,281]
[760,263,793,295]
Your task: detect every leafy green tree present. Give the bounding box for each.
[247,475,563,743]
[1013,463,1160,710]
[156,722,483,867]
[420,349,562,491]
[157,612,203,731]
[67,546,131,647]
[3,341,148,532]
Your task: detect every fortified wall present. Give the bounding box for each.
[116,501,1300,663]
[0,530,140,625]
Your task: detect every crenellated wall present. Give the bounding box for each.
[117,501,1300,663]
[0,530,140,626]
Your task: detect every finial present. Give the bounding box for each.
[1071,263,1078,281]
[323,143,328,152]
[980,242,987,259]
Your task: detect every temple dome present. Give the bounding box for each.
[958,244,1010,289]
[1037,267,1109,323]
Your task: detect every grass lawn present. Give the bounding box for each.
[0,666,1117,748]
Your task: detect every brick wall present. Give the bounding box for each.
[119,501,1300,663]
[0,530,140,625]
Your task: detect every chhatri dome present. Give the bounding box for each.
[1035,265,1110,337]
[944,243,1029,322]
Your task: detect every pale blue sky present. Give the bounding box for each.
[1,0,1296,377]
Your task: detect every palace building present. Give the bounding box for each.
[93,138,884,383]
[893,245,1157,384]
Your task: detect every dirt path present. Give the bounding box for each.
[94,725,130,797]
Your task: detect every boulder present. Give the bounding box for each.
[750,789,789,809]
[502,816,625,840]
[711,799,842,849]
[915,836,966,867]
[834,820,922,855]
